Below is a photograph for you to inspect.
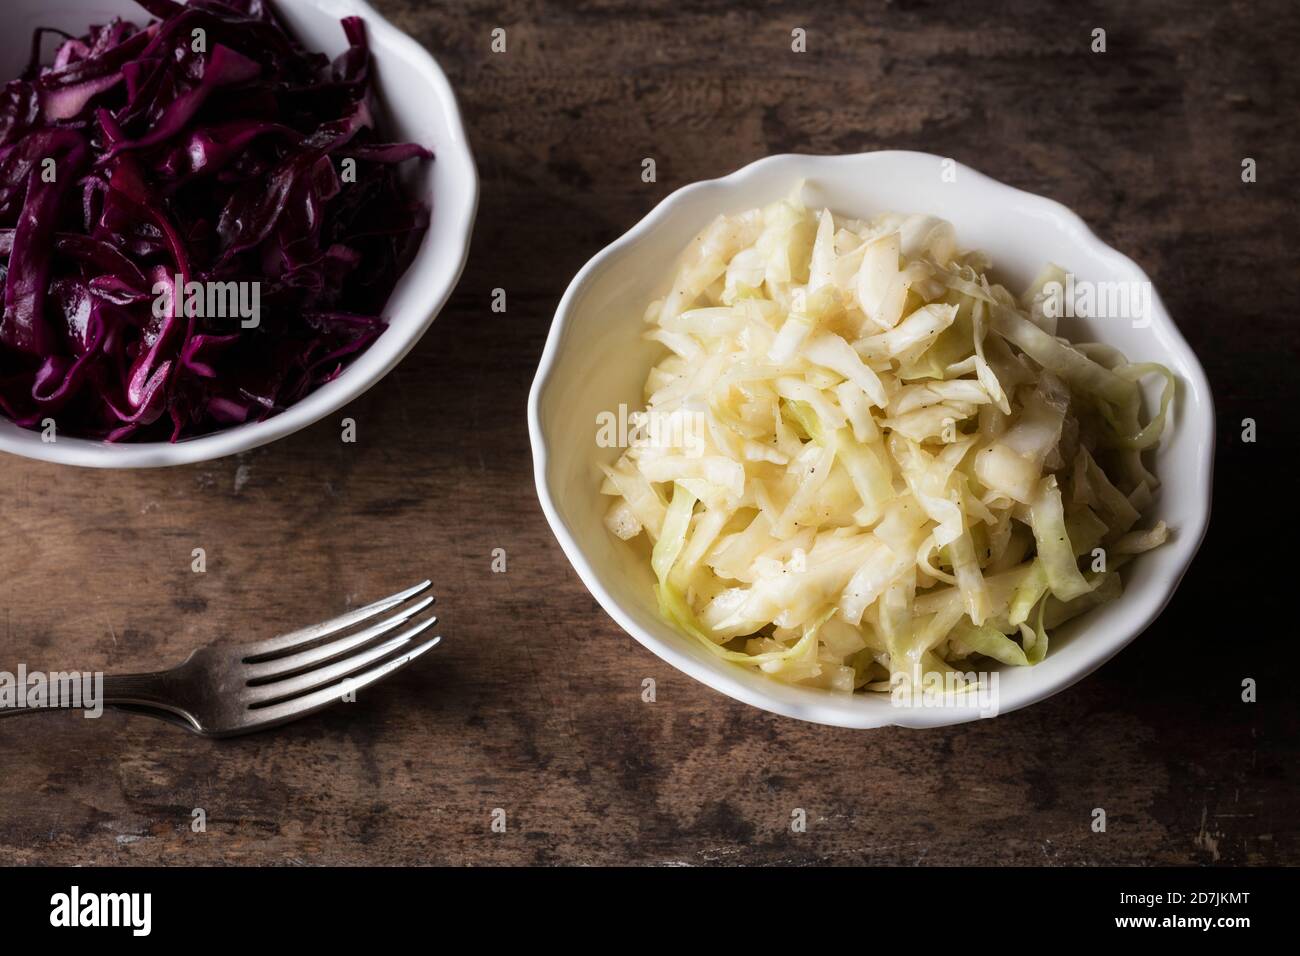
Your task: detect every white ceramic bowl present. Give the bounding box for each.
[530,151,1214,729]
[0,0,476,467]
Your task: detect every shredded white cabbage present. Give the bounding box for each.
[599,186,1175,693]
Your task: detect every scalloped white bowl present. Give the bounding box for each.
[529,151,1214,729]
[0,0,476,467]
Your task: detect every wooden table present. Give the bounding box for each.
[1,0,1294,866]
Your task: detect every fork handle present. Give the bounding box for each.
[102,671,186,709]
[0,670,179,717]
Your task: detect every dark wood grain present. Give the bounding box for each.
[0,0,1294,866]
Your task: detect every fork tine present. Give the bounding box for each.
[243,596,435,679]
[243,617,436,705]
[238,634,442,729]
[240,580,432,659]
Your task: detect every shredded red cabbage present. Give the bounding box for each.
[0,0,431,442]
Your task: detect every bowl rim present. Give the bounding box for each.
[528,149,1216,729]
[0,0,479,468]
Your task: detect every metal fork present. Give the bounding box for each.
[0,581,439,737]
